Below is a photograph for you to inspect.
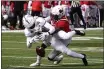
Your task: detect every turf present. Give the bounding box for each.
[1,29,104,69]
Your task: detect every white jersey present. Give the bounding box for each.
[23,16,55,48]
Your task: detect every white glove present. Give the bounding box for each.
[39,32,49,41]
[34,26,42,33]
[27,37,32,48]
[27,36,40,48]
[29,35,40,43]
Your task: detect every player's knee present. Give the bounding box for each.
[63,49,72,55]
[48,57,54,61]
[66,50,72,56]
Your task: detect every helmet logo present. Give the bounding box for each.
[59,10,63,13]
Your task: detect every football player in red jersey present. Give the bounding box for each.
[45,5,87,66]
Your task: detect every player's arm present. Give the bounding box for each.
[57,30,76,39]
[24,28,40,48]
[44,22,55,35]
[28,1,32,10]
[24,28,35,37]
[39,22,55,40]
[44,16,51,23]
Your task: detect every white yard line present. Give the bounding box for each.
[73,37,103,40]
[2,37,103,41]
[2,40,102,44]
[2,47,103,52]
[2,41,26,43]
[2,36,24,37]
[2,28,103,33]
[2,56,103,62]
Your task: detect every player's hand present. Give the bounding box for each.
[29,35,40,43]
[39,32,49,40]
[34,26,42,33]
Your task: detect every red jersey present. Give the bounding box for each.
[32,0,42,12]
[80,1,90,5]
[2,1,9,6]
[51,1,58,7]
[60,1,71,6]
[43,1,51,8]
[52,16,71,32]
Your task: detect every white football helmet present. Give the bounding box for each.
[51,5,65,20]
[35,17,46,27]
[23,15,35,28]
[34,17,46,32]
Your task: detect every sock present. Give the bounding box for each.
[36,55,41,63]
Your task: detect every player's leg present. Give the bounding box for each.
[69,7,76,25]
[30,55,42,66]
[51,38,84,58]
[81,4,89,25]
[60,45,88,66]
[61,45,88,66]
[53,39,72,65]
[30,41,48,67]
[50,37,88,66]
[48,49,63,64]
[76,7,86,29]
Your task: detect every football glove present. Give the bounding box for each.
[29,35,40,43]
[39,32,50,40]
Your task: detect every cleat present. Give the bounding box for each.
[30,62,40,67]
[54,55,63,65]
[75,30,85,36]
[82,54,88,66]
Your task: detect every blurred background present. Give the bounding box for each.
[1,1,104,30]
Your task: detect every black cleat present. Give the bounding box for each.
[75,30,85,36]
[82,54,88,66]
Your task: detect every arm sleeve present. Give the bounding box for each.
[28,1,32,9]
[24,28,35,37]
[44,22,55,35]
[44,16,51,23]
[26,37,32,48]
[57,30,76,39]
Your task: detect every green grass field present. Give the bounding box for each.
[1,29,104,69]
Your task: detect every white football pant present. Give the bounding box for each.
[81,4,90,22]
[48,34,84,60]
